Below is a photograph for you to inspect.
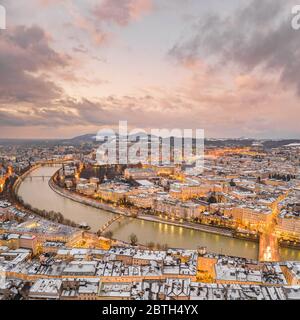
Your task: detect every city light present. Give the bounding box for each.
[0,0,300,305]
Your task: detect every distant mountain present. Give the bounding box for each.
[69,132,150,143]
[1,135,299,148]
[68,134,97,142]
[68,134,300,148]
[262,139,300,149]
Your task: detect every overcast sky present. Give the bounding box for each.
[0,0,299,139]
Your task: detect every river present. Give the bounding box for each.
[17,166,300,261]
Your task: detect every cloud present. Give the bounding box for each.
[0,25,69,103]
[0,91,192,130]
[37,0,64,6]
[92,0,153,26]
[0,105,77,127]
[67,2,109,46]
[37,0,153,47]
[169,0,300,95]
[0,80,299,139]
[1,0,299,139]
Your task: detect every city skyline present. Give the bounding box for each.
[0,0,300,139]
[1,135,300,301]
[1,1,300,304]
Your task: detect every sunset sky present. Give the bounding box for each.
[0,0,299,139]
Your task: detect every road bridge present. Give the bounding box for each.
[258,232,280,262]
[258,193,289,262]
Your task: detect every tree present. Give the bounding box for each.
[207,194,217,204]
[129,233,138,246]
[131,211,138,218]
[257,176,261,183]
[146,242,155,250]
[229,179,236,187]
[161,244,169,251]
[104,230,114,239]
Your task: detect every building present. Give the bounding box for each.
[169,183,214,200]
[124,168,157,180]
[282,262,300,285]
[276,217,300,239]
[154,198,203,220]
[127,194,153,209]
[29,279,62,300]
[224,206,272,228]
[20,235,38,255]
[97,187,128,203]
[76,183,97,196]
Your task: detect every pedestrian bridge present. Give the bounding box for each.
[97,214,124,235]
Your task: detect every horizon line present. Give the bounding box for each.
[1,136,300,141]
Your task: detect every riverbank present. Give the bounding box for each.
[14,165,300,261]
[13,166,278,247]
[12,164,81,230]
[49,176,126,216]
[12,164,42,194]
[49,171,247,240]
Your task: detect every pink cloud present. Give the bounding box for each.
[37,0,64,6]
[0,25,68,103]
[93,0,153,26]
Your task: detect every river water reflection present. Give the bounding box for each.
[17,166,300,261]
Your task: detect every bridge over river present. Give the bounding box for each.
[16,165,300,261]
[258,193,289,262]
[258,233,280,262]
[97,214,124,235]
